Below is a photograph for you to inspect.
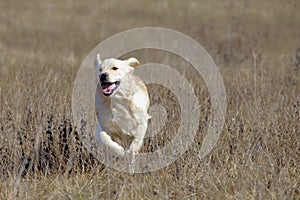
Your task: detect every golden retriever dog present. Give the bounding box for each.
[94,54,150,156]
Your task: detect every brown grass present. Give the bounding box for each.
[0,0,299,199]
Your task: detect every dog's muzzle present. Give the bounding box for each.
[100,73,109,83]
[99,73,120,96]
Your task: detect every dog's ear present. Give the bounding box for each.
[94,53,102,68]
[126,57,140,68]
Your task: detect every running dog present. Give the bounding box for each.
[95,54,150,156]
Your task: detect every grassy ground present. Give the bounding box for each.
[0,0,299,199]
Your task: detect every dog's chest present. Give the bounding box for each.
[99,96,137,136]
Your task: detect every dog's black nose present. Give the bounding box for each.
[100,73,108,82]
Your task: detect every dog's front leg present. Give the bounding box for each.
[129,137,144,153]
[128,123,147,153]
[100,131,125,156]
[126,123,147,174]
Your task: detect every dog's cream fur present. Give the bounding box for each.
[95,54,150,156]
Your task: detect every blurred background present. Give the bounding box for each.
[0,0,299,199]
[1,0,299,65]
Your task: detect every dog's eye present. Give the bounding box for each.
[112,66,118,70]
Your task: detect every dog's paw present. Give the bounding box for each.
[114,147,125,156]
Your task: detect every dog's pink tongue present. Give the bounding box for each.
[102,83,115,94]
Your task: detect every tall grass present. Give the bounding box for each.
[0,0,299,199]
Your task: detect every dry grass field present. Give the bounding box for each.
[0,0,299,199]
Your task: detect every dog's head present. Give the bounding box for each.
[94,53,140,97]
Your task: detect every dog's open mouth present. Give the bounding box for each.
[101,81,120,96]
